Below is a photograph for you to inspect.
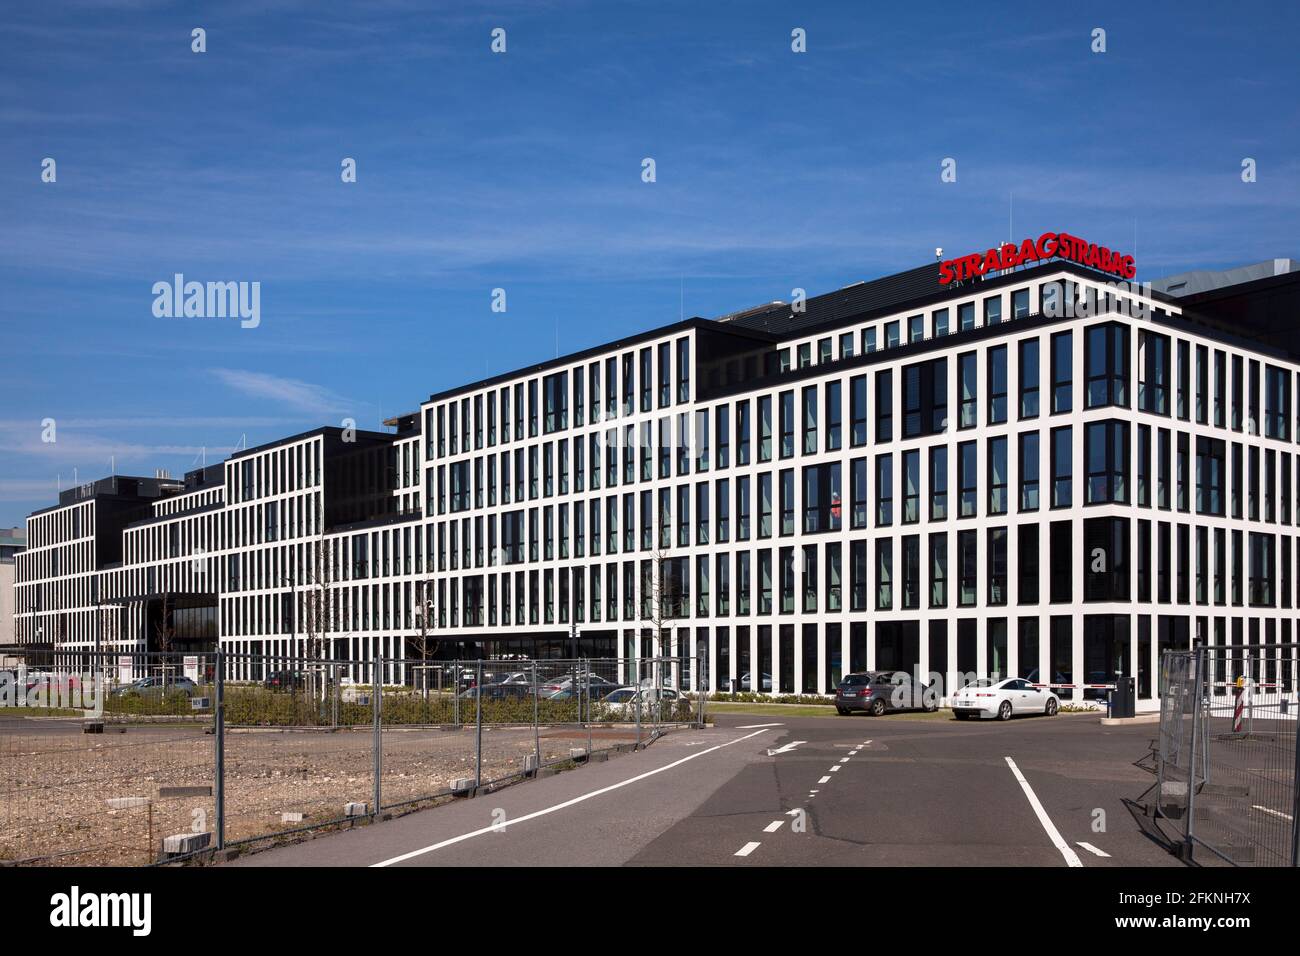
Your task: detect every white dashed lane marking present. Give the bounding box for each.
[764,820,785,833]
[818,776,831,783]
[735,842,761,857]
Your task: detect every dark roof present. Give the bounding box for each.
[718,263,944,336]
[1172,269,1300,361]
[423,317,774,406]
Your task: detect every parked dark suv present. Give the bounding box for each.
[835,671,937,716]
[264,670,304,691]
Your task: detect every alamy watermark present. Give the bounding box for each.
[152,274,260,328]
[0,668,105,716]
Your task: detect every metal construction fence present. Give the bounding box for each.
[1155,643,1299,866]
[0,651,703,866]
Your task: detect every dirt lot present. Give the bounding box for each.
[0,718,643,866]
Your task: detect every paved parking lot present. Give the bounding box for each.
[230,710,1185,867]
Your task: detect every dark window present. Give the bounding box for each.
[875,370,893,442]
[1018,524,1039,604]
[988,345,1008,424]
[958,352,977,428]
[1083,517,1130,602]
[930,446,948,521]
[802,463,843,534]
[957,529,977,606]
[1051,332,1072,413]
[988,436,1008,515]
[988,527,1007,606]
[1051,426,1072,508]
[958,441,977,518]
[1195,437,1225,517]
[1019,339,1039,419]
[902,357,948,439]
[1085,322,1129,409]
[1019,432,1039,511]
[1085,420,1129,505]
[1138,330,1170,415]
[1050,520,1072,603]
[850,375,867,446]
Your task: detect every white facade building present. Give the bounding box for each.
[13,250,1300,711]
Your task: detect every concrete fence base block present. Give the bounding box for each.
[106,797,150,809]
[159,785,212,798]
[589,750,609,763]
[570,747,588,761]
[280,812,306,824]
[451,777,475,796]
[83,720,104,734]
[523,754,539,775]
[344,801,369,817]
[162,831,211,855]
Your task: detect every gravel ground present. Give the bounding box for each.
[0,720,647,866]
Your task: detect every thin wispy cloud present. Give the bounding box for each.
[212,369,352,415]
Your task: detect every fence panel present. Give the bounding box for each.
[2,651,701,865]
[0,650,217,866]
[217,655,377,852]
[1156,643,1299,866]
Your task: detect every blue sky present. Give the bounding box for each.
[1,0,1298,528]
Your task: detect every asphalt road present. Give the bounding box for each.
[229,710,1183,867]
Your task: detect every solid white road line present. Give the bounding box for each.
[735,842,761,857]
[369,728,774,867]
[818,775,831,783]
[1252,805,1294,821]
[1004,756,1083,868]
[1077,842,1111,858]
[737,723,784,729]
[764,820,785,833]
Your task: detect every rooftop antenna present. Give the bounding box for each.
[110,455,115,476]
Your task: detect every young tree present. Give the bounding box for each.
[408,579,435,695]
[638,548,680,691]
[298,538,335,698]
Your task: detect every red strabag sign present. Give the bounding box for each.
[939,231,1135,286]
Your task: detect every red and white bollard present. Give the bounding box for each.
[1232,676,1245,733]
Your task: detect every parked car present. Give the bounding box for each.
[457,683,536,701]
[263,671,304,691]
[950,677,1060,720]
[835,671,936,716]
[597,686,683,716]
[492,671,533,686]
[538,673,620,698]
[738,672,772,692]
[111,676,198,699]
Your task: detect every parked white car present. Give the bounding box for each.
[595,686,683,717]
[950,678,1059,721]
